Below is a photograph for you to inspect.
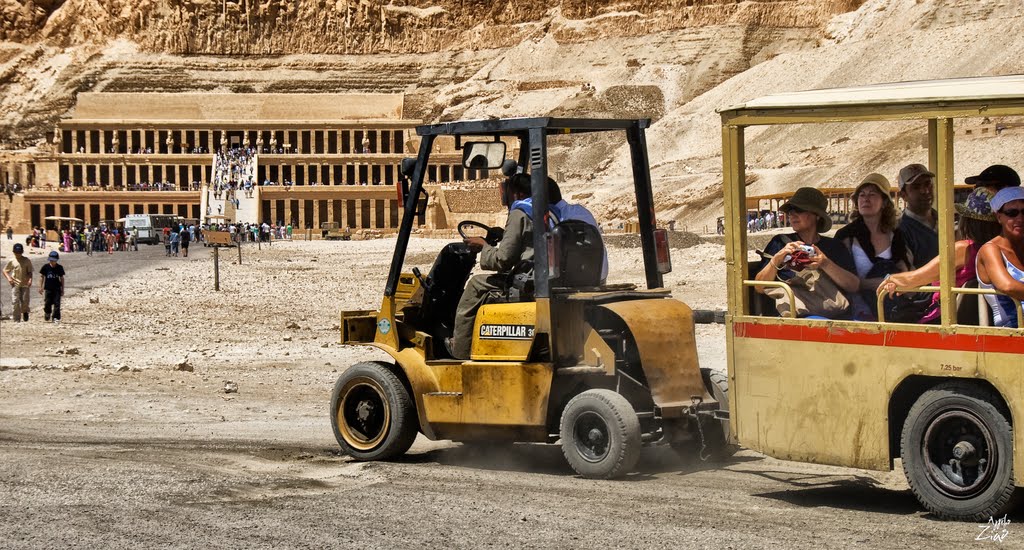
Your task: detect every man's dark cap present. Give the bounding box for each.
[13,243,23,253]
[965,164,1020,189]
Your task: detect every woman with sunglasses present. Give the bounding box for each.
[976,186,1024,327]
[755,187,859,318]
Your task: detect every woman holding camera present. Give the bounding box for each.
[835,173,913,321]
[756,187,859,318]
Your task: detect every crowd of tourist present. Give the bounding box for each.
[18,224,141,255]
[754,163,1024,328]
[748,210,786,232]
[213,147,257,199]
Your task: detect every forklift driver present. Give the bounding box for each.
[449,173,536,359]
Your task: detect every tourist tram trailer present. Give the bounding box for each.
[720,75,1024,521]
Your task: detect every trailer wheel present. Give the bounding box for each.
[330,361,417,461]
[560,389,640,479]
[900,382,1017,521]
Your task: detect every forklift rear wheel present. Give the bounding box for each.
[560,389,641,479]
[330,362,418,461]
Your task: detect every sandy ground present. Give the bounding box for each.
[0,237,1015,547]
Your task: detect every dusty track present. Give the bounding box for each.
[0,237,1016,547]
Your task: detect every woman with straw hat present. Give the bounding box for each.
[835,173,914,320]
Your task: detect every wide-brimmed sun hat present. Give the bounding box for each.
[780,186,832,232]
[955,187,996,221]
[854,173,893,203]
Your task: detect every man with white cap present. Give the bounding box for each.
[897,163,938,269]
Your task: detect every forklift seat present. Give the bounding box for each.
[550,220,605,288]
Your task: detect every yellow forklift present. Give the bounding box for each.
[332,118,732,478]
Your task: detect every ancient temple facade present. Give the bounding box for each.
[3,92,484,233]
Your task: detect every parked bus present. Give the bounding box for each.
[719,75,1022,521]
[122,214,180,244]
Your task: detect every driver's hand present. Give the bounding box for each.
[464,236,486,252]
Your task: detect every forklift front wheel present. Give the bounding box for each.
[330,362,418,461]
[560,390,641,479]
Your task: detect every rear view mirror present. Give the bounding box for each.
[462,141,506,170]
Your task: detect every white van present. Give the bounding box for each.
[124,213,162,243]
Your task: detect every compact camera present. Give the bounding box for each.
[798,244,817,256]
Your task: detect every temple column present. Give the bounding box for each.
[385,197,393,230]
[369,199,378,228]
[298,199,307,231]
[71,130,79,153]
[270,200,278,226]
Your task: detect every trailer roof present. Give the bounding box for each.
[720,75,1024,113]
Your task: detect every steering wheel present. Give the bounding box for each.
[458,220,503,246]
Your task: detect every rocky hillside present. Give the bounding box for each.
[2,0,1022,228]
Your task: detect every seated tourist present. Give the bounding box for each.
[976,186,1024,327]
[755,187,858,318]
[834,174,913,321]
[883,187,1000,323]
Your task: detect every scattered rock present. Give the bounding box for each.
[223,381,238,394]
[89,297,100,304]
[116,365,131,372]
[174,359,194,372]
[283,335,292,342]
[0,357,33,370]
[59,347,80,356]
[285,321,300,329]
[320,343,329,348]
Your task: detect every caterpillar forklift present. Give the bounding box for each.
[332,118,734,478]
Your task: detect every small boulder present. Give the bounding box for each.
[223,381,238,394]
[174,359,194,372]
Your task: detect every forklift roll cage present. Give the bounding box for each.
[386,117,661,308]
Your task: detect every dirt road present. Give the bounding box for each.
[0,238,1014,548]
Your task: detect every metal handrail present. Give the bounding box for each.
[876,285,1023,325]
[743,280,797,319]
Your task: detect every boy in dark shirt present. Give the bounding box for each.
[39,250,65,324]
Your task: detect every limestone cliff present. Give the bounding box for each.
[6,1,862,54]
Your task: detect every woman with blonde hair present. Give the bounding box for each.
[835,173,914,320]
